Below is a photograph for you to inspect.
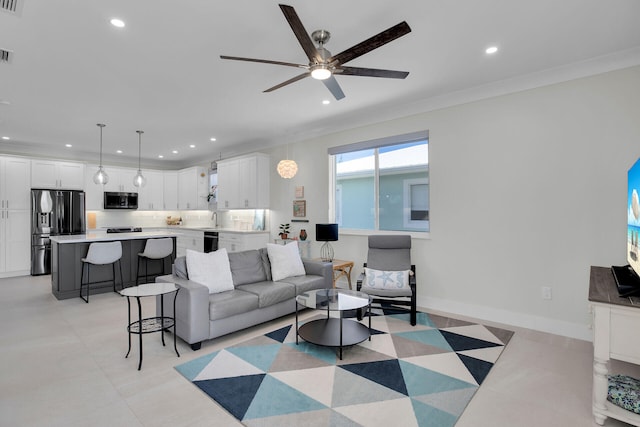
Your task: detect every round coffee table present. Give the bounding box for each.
[296,288,372,359]
[120,282,180,370]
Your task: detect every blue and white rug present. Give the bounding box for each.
[175,311,513,426]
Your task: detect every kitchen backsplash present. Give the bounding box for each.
[87,209,268,230]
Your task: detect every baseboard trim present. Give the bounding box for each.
[420,296,592,342]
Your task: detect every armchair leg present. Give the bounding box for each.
[410,296,417,326]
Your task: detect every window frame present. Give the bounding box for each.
[328,130,429,238]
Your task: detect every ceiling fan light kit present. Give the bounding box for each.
[220,4,411,100]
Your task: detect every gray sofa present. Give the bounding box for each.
[156,248,333,350]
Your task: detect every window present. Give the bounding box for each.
[329,131,429,233]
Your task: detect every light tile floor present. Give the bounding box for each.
[0,274,632,426]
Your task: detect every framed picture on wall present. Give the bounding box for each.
[295,185,304,198]
[293,200,306,217]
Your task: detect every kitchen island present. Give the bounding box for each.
[50,231,177,300]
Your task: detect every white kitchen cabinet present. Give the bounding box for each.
[0,156,31,276]
[175,229,204,257]
[217,153,269,209]
[178,166,208,210]
[163,171,179,210]
[218,232,269,253]
[102,167,138,193]
[31,159,84,190]
[83,164,104,210]
[137,170,164,210]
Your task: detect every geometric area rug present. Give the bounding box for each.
[175,310,514,427]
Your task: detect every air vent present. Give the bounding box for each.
[0,48,12,63]
[1,0,23,15]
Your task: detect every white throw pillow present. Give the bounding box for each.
[364,267,411,290]
[185,248,234,294]
[266,241,306,282]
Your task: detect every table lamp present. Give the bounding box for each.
[316,223,338,262]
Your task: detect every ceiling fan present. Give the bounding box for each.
[220,4,411,100]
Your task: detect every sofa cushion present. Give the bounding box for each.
[174,256,189,279]
[186,249,234,294]
[228,250,267,286]
[278,275,327,295]
[236,281,296,308]
[208,289,260,321]
[266,242,306,281]
[259,248,273,281]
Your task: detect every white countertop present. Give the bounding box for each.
[50,231,179,244]
[50,227,270,243]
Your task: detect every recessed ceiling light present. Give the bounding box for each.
[1,136,9,140]
[322,100,330,105]
[210,137,216,142]
[485,46,498,54]
[158,155,164,159]
[172,150,178,154]
[189,144,196,148]
[110,18,125,28]
[65,144,72,148]
[116,150,123,154]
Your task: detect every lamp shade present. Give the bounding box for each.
[277,159,298,179]
[316,223,338,241]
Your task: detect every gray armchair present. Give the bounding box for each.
[356,235,417,326]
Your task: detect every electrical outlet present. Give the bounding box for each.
[541,286,552,300]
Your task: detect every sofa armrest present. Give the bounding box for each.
[302,258,333,289]
[156,274,209,345]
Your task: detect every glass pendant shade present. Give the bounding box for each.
[133,130,145,188]
[133,170,146,188]
[93,166,109,185]
[277,159,298,179]
[93,123,109,185]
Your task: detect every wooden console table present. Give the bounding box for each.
[589,266,640,426]
[313,259,354,289]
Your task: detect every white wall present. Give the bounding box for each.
[267,66,640,340]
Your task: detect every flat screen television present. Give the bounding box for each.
[612,157,640,295]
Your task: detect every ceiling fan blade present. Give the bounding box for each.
[323,76,345,100]
[263,72,310,93]
[279,4,323,64]
[220,55,307,69]
[330,21,411,66]
[339,66,409,79]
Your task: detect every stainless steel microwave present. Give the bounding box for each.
[104,192,138,209]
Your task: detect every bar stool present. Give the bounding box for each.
[136,238,174,285]
[80,241,123,303]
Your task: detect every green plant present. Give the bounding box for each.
[279,223,290,237]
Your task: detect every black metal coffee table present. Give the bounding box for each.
[296,288,372,359]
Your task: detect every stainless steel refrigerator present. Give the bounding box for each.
[31,189,85,275]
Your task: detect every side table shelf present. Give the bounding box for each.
[128,317,175,334]
[589,266,640,426]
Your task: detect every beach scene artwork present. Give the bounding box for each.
[628,158,640,272]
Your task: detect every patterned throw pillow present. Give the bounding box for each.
[364,268,410,290]
[608,374,640,414]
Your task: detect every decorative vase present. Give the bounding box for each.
[299,229,307,241]
[280,233,288,240]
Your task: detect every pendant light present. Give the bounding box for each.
[277,144,298,179]
[93,123,109,185]
[133,130,146,188]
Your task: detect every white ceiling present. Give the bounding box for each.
[1,0,640,169]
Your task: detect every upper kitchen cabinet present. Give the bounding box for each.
[83,164,103,210]
[102,167,137,193]
[163,171,179,210]
[0,156,31,210]
[217,153,270,210]
[178,166,208,210]
[31,159,84,190]
[137,170,164,210]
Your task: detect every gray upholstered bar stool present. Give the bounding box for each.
[136,238,174,285]
[80,241,123,303]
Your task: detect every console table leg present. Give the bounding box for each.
[593,356,609,425]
